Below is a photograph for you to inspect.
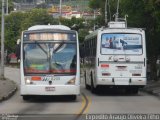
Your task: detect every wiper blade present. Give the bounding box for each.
[53,43,64,53]
[34,41,48,55]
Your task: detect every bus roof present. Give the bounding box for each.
[28,25,71,31]
[85,26,144,41]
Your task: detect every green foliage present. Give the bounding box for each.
[89,0,103,9]
[60,17,85,29]
[0,0,14,14]
[21,9,58,30]
[3,8,58,54]
[78,29,89,43]
[5,12,27,53]
[60,17,89,43]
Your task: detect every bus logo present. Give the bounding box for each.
[42,76,60,81]
[108,56,112,60]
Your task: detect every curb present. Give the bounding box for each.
[0,81,17,102]
[140,88,160,98]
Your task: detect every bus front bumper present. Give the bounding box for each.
[20,85,80,96]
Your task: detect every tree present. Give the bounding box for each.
[3,8,58,55]
[5,12,27,53]
[60,17,88,43]
[78,29,89,43]
[21,8,58,30]
[0,0,14,14]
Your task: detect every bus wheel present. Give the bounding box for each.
[91,74,96,93]
[85,72,90,90]
[125,88,132,94]
[69,95,77,101]
[125,88,139,94]
[22,96,30,101]
[132,88,139,94]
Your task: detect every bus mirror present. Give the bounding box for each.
[17,39,21,45]
[15,43,21,60]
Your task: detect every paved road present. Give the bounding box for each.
[1,67,160,119]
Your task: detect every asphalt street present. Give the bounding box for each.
[0,67,160,120]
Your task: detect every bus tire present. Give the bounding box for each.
[125,88,132,94]
[85,72,90,90]
[132,88,139,94]
[125,88,139,94]
[70,95,76,101]
[22,96,30,101]
[91,73,96,93]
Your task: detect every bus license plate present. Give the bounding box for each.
[45,87,55,91]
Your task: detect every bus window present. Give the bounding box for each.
[23,43,50,74]
[51,43,76,74]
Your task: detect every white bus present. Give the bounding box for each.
[82,21,146,94]
[20,25,80,100]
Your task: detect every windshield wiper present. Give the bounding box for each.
[34,41,48,55]
[53,43,64,53]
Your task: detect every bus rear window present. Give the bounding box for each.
[101,33,142,55]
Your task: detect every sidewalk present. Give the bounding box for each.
[142,80,160,97]
[0,79,17,102]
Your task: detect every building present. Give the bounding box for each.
[13,0,45,11]
[13,0,100,19]
[48,0,100,19]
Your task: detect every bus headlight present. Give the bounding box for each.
[66,77,76,85]
[25,77,31,84]
[26,79,31,84]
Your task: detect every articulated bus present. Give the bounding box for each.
[20,25,80,100]
[82,21,146,94]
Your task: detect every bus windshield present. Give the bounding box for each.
[23,43,76,74]
[101,33,142,55]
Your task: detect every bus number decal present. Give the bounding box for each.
[42,76,60,81]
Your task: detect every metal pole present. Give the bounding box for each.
[105,0,108,25]
[115,0,120,21]
[1,0,5,79]
[60,0,62,17]
[6,0,8,15]
[94,9,96,31]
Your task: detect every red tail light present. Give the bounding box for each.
[101,64,109,68]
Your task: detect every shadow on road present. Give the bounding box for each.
[23,95,79,103]
[90,87,143,97]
